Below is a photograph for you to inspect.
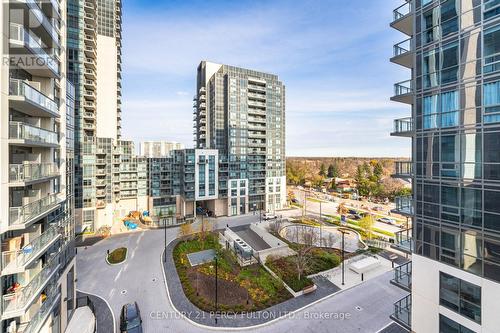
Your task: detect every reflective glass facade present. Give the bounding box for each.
[413,0,500,283]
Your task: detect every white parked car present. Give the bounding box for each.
[263,213,278,220]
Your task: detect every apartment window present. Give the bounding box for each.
[484,25,500,74]
[484,236,500,282]
[439,272,481,324]
[484,0,500,21]
[423,91,459,129]
[439,314,475,333]
[483,80,500,123]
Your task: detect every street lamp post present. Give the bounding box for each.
[319,201,322,247]
[338,228,350,286]
[214,255,218,324]
[162,213,167,263]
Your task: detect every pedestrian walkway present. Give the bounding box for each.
[315,253,400,291]
[76,291,114,333]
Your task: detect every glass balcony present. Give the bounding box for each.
[391,294,412,330]
[9,79,59,117]
[18,291,60,333]
[391,261,412,291]
[391,1,413,36]
[9,194,60,228]
[1,225,60,275]
[393,228,413,253]
[9,163,59,184]
[391,117,413,137]
[391,80,413,104]
[9,121,59,147]
[391,38,413,69]
[393,161,413,178]
[9,23,59,77]
[24,0,60,44]
[393,195,413,216]
[1,255,60,319]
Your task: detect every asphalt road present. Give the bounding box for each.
[291,188,408,235]
[76,213,406,333]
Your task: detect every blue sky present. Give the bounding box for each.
[121,0,410,157]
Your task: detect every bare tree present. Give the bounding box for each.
[268,218,283,235]
[198,218,213,248]
[294,226,318,281]
[327,233,335,248]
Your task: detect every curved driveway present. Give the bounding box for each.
[76,214,406,333]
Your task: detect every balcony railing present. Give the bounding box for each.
[391,261,412,291]
[1,255,60,318]
[18,292,60,333]
[9,163,59,184]
[391,294,412,330]
[1,225,60,274]
[393,38,411,57]
[393,1,412,22]
[392,117,413,135]
[9,121,59,146]
[9,79,58,115]
[394,80,412,96]
[394,195,413,216]
[25,0,59,44]
[9,23,59,75]
[394,161,412,178]
[9,194,60,227]
[394,228,413,253]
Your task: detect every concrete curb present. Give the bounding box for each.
[77,288,117,333]
[105,247,128,266]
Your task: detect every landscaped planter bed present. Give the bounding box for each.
[173,233,292,312]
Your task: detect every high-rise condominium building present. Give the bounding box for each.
[0,1,77,332]
[68,0,130,233]
[390,1,500,332]
[194,61,286,216]
[139,141,184,158]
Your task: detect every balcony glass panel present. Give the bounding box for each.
[1,225,59,273]
[394,196,414,215]
[2,256,59,316]
[392,261,412,290]
[394,80,412,96]
[9,163,59,183]
[9,122,58,145]
[9,194,59,227]
[9,24,59,75]
[392,294,411,329]
[9,79,58,114]
[395,228,414,252]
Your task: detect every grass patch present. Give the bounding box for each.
[173,233,291,312]
[266,247,340,292]
[306,197,326,203]
[107,247,127,264]
[289,217,321,227]
[324,215,395,238]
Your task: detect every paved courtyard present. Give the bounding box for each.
[76,213,406,333]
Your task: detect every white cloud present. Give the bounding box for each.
[120,0,410,157]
